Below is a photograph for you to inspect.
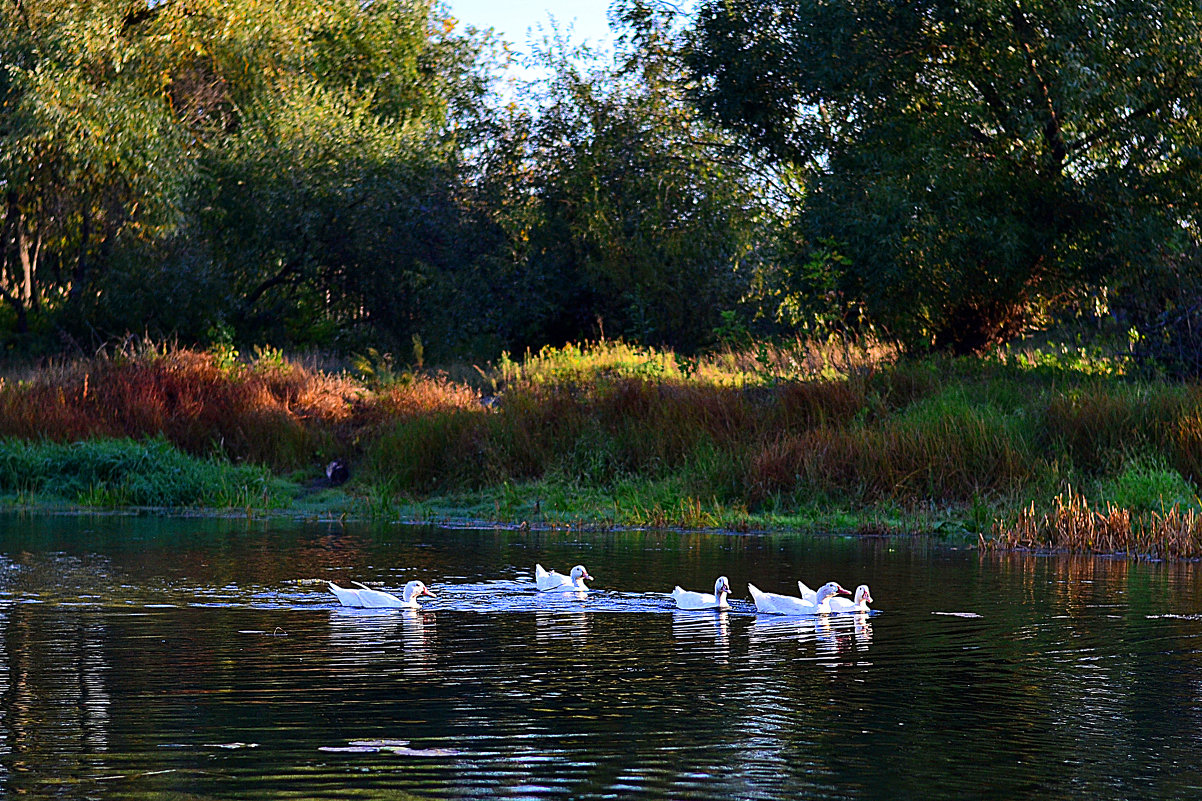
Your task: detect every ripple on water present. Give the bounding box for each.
[6,518,1202,801]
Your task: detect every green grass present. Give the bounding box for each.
[0,437,293,510]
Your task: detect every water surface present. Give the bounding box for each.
[1,513,1200,799]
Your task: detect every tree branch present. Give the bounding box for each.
[1068,79,1196,157]
[245,256,304,308]
[121,0,183,32]
[1009,3,1066,175]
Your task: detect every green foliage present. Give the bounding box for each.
[1111,248,1202,379]
[8,0,1202,381]
[0,0,498,355]
[0,437,287,508]
[750,239,853,333]
[351,348,404,389]
[1093,460,1199,514]
[0,0,194,341]
[469,1,769,354]
[712,310,751,349]
[687,0,1202,355]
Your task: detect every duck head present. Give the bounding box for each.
[714,576,731,598]
[570,565,592,583]
[403,581,436,603]
[814,581,852,603]
[855,584,873,606]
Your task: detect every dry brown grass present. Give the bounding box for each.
[0,348,363,467]
[985,487,1202,558]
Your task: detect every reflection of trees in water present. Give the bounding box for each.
[976,550,1202,793]
[0,603,111,794]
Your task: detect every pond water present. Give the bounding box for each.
[0,513,1200,800]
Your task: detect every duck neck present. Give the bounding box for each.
[813,587,837,612]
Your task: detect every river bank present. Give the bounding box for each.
[2,339,1200,555]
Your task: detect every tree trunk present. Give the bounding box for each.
[68,205,89,305]
[1,193,33,333]
[18,221,39,311]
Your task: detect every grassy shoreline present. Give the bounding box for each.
[0,437,976,538]
[2,340,1201,556]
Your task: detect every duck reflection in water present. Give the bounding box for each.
[327,607,437,676]
[749,613,873,661]
[852,612,873,648]
[671,610,731,664]
[534,601,589,645]
[813,616,852,662]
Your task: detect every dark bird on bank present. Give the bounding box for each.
[326,459,349,486]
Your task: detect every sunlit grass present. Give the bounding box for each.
[984,486,1202,559]
[0,337,1199,554]
[490,336,900,389]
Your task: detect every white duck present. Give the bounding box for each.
[670,576,731,610]
[798,580,873,614]
[535,564,592,592]
[748,580,851,615]
[327,581,366,607]
[328,580,436,609]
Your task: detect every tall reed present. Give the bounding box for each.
[985,487,1202,559]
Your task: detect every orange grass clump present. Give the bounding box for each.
[0,348,364,468]
[986,487,1202,559]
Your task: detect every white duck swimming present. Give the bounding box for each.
[328,580,436,609]
[748,580,851,615]
[670,576,731,610]
[535,564,592,592]
[327,581,366,607]
[798,581,873,614]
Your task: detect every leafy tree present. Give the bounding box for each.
[687,0,1202,354]
[476,2,770,353]
[189,0,499,351]
[1,0,496,354]
[1,0,192,339]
